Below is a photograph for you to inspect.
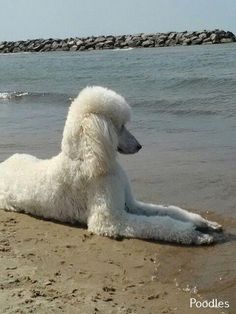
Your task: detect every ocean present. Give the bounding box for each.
[0,44,236,309]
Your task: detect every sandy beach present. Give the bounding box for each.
[0,209,234,314]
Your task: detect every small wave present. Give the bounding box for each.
[167,76,236,90]
[0,91,72,104]
[134,98,226,116]
[113,47,134,51]
[0,91,29,99]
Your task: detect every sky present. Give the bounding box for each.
[0,0,236,41]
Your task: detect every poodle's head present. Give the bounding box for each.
[61,86,141,177]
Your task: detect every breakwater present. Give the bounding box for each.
[0,29,235,53]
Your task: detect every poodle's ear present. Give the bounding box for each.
[62,113,118,178]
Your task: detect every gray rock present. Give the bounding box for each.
[168,32,177,40]
[12,47,21,53]
[165,39,176,46]
[158,34,167,40]
[95,42,105,49]
[191,38,202,45]
[75,39,84,47]
[190,36,199,41]
[226,31,235,39]
[85,37,95,44]
[106,36,115,42]
[142,40,154,47]
[126,37,142,47]
[51,41,60,50]
[67,40,75,47]
[141,34,148,40]
[33,43,45,52]
[155,39,165,47]
[104,40,114,46]
[210,33,220,43]
[70,45,78,51]
[84,41,95,49]
[41,43,52,52]
[78,45,86,51]
[94,37,106,43]
[116,35,126,41]
[182,38,191,45]
[199,32,207,40]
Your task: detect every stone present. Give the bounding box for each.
[158,34,167,40]
[199,32,207,40]
[78,45,86,51]
[70,45,78,51]
[191,38,202,45]
[94,36,106,43]
[142,40,154,47]
[95,42,105,49]
[182,38,191,45]
[226,31,235,39]
[168,32,177,40]
[103,40,114,47]
[51,41,60,50]
[125,37,141,47]
[75,40,84,47]
[12,47,21,53]
[84,42,95,49]
[67,40,75,47]
[165,39,176,46]
[106,36,115,42]
[116,35,126,41]
[33,44,44,52]
[41,44,52,52]
[155,39,165,47]
[210,33,220,43]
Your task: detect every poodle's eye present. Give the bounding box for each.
[120,125,125,131]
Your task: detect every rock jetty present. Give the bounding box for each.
[0,29,235,53]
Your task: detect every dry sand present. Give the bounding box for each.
[0,210,234,314]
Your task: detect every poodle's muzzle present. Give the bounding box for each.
[117,126,142,154]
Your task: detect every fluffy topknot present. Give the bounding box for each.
[70,86,131,127]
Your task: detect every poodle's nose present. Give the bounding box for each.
[137,144,142,151]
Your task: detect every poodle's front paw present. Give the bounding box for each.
[193,231,214,245]
[206,220,222,232]
[196,219,223,233]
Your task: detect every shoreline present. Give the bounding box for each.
[0,209,234,313]
[0,29,235,54]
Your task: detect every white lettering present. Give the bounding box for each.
[190,298,196,308]
[189,298,230,309]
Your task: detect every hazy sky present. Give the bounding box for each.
[0,0,236,41]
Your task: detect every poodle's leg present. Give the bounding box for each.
[125,183,222,232]
[86,179,214,245]
[88,209,214,245]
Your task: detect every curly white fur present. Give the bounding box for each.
[0,86,222,245]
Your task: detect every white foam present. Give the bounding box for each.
[113,47,134,51]
[16,92,29,97]
[0,92,11,99]
[0,91,29,99]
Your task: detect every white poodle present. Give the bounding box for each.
[0,86,222,245]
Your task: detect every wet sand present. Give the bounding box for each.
[0,209,235,314]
